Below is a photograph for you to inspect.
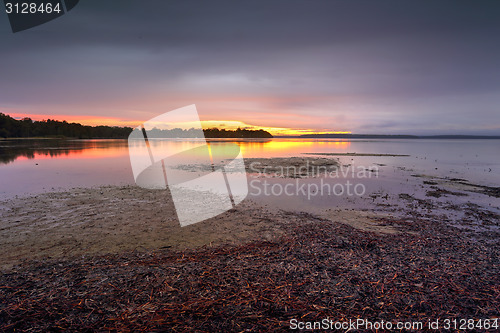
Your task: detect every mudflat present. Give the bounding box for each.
[0,185,411,270]
[0,184,498,331]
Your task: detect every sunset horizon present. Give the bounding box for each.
[2,111,353,136]
[5,111,500,137]
[2,2,500,137]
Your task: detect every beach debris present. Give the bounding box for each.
[1,216,498,332]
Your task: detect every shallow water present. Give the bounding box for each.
[0,138,499,204]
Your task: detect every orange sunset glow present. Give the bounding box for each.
[6,112,142,128]
[5,112,351,136]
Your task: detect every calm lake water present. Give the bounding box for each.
[0,138,499,202]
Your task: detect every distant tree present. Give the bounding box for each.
[203,127,272,138]
[0,113,134,139]
[0,113,273,139]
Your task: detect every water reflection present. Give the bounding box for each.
[0,139,129,164]
[235,139,351,157]
[1,138,497,200]
[0,138,354,165]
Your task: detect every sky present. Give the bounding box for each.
[1,0,500,135]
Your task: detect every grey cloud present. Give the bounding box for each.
[1,0,500,134]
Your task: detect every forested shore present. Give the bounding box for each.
[0,113,272,139]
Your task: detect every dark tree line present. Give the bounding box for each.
[0,113,133,139]
[143,127,272,138]
[203,128,273,138]
[0,113,273,139]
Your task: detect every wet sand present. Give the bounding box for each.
[0,183,498,331]
[1,155,499,331]
[1,154,499,270]
[0,184,418,270]
[0,186,278,269]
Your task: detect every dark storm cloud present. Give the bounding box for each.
[1,0,500,134]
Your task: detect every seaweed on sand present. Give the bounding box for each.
[1,215,498,332]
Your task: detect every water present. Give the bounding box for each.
[0,138,499,203]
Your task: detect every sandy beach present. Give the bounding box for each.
[1,178,499,331]
[0,183,409,270]
[1,156,499,331]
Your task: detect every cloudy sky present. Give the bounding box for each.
[1,0,500,135]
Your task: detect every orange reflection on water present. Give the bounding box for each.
[1,139,130,165]
[234,139,351,158]
[17,146,128,161]
[3,138,353,165]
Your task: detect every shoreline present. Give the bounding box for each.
[1,163,499,271]
[0,185,498,331]
[1,155,499,330]
[0,185,416,271]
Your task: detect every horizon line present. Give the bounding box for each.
[2,112,499,138]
